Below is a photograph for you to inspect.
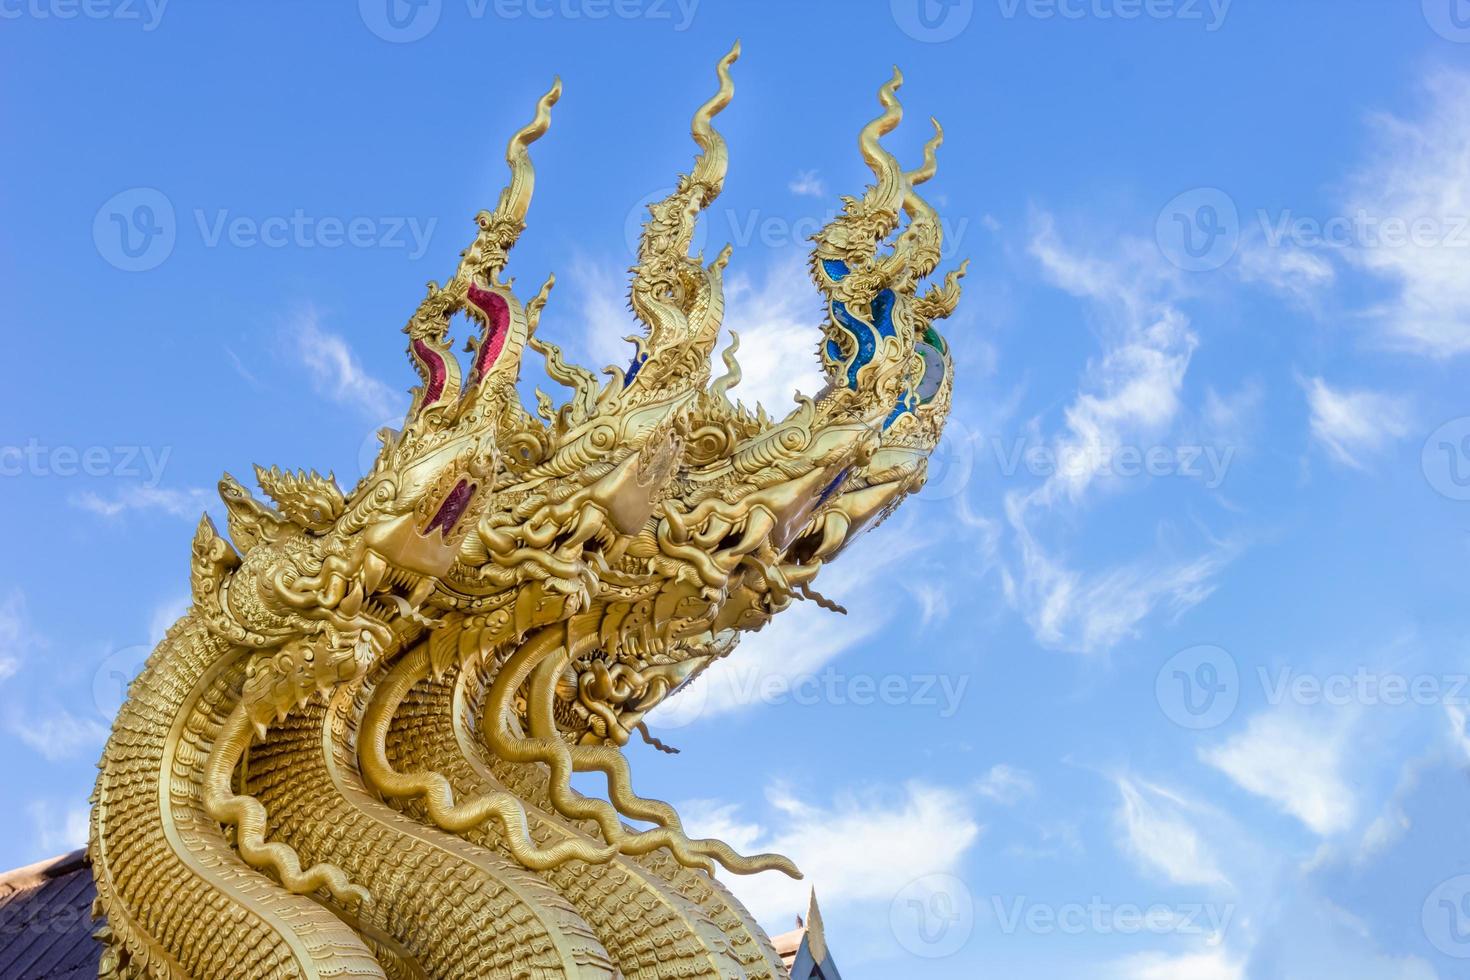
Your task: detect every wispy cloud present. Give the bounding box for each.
[1113,777,1230,888]
[289,309,404,419]
[1344,70,1470,357]
[0,592,30,683]
[679,781,981,930]
[788,170,826,198]
[71,485,210,520]
[1300,376,1411,469]
[976,764,1035,805]
[1237,241,1336,309]
[26,801,89,856]
[995,215,1235,654]
[654,529,931,722]
[1109,950,1242,980]
[1200,707,1356,837]
[715,255,827,413]
[5,704,109,762]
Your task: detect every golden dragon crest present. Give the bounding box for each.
[90,43,964,979]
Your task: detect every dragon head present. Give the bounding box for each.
[187,43,963,872]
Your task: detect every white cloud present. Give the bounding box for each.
[6,705,109,761]
[904,582,950,628]
[788,170,826,198]
[1113,777,1230,888]
[654,529,932,721]
[995,216,1234,654]
[1237,242,1335,307]
[1300,376,1411,469]
[561,250,825,416]
[289,309,403,419]
[1448,702,1470,764]
[71,485,210,520]
[1344,70,1470,357]
[679,781,981,930]
[1110,950,1242,980]
[566,254,642,371]
[976,764,1035,805]
[27,801,89,856]
[1003,512,1232,654]
[1200,708,1356,837]
[0,592,30,683]
[715,255,827,413]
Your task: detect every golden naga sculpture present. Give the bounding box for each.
[89,42,964,979]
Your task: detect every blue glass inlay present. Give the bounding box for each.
[623,352,647,387]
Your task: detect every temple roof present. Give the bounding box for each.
[768,891,843,980]
[0,850,100,979]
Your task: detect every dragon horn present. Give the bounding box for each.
[499,77,562,224]
[859,67,905,197]
[893,116,945,290]
[689,40,739,204]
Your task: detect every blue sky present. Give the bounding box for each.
[5,1,1470,977]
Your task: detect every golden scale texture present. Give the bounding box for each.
[89,42,964,979]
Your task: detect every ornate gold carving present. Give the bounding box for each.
[90,43,962,978]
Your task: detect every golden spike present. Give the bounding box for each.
[499,77,562,223]
[710,330,742,401]
[911,116,943,186]
[858,66,905,198]
[689,40,739,203]
[893,116,946,289]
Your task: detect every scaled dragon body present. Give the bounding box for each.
[90,44,964,979]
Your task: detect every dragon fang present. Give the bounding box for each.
[90,42,965,980]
